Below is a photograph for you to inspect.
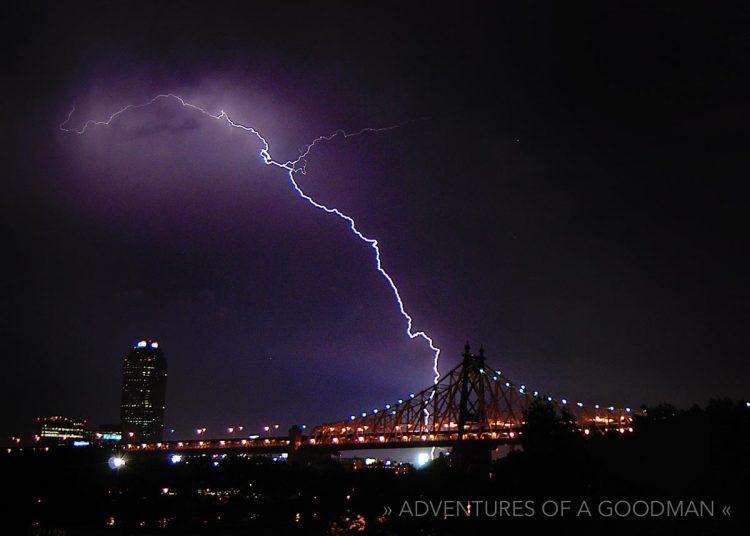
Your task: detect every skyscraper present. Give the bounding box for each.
[120,339,167,442]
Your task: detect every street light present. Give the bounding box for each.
[108,456,126,470]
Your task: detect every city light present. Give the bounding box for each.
[416,452,430,467]
[169,454,182,464]
[108,456,126,470]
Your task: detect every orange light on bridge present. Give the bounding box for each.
[332,437,339,444]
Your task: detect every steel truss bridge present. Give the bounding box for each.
[121,344,638,459]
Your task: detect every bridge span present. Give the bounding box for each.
[119,344,638,463]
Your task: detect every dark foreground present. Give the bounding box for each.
[3,399,748,535]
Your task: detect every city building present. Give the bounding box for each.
[88,424,122,444]
[120,339,168,442]
[36,416,88,445]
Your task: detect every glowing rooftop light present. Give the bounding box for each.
[561,399,568,405]
[136,341,147,348]
[350,415,356,421]
[151,342,159,348]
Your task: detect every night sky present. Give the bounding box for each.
[3,1,749,441]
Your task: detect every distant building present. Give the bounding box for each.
[120,339,167,442]
[36,416,88,445]
[88,424,122,444]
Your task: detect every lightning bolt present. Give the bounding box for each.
[60,93,441,408]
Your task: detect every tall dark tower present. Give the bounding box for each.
[120,339,167,442]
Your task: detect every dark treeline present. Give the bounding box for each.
[2,399,748,535]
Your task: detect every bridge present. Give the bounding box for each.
[119,344,638,466]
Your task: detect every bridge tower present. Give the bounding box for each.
[457,342,486,441]
[453,342,493,473]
